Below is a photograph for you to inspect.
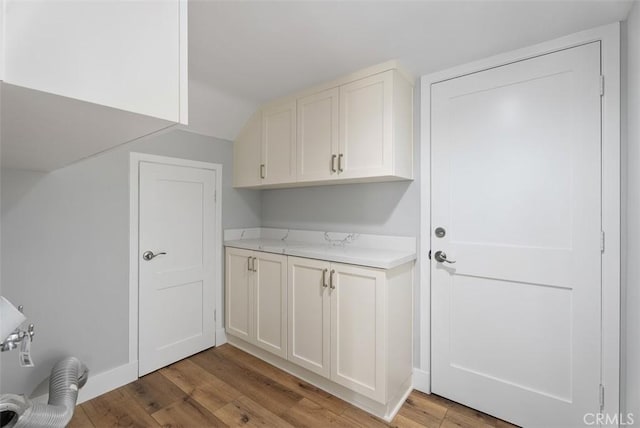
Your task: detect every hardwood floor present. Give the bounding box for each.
[69,344,517,428]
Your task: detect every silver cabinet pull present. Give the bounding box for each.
[247,256,252,271]
[331,155,337,173]
[338,154,344,172]
[260,164,266,179]
[434,251,456,264]
[143,251,166,261]
[252,257,257,272]
[329,269,336,289]
[322,268,328,288]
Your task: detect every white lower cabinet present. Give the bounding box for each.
[225,248,287,358]
[288,257,386,401]
[287,257,331,377]
[226,248,413,417]
[330,263,386,402]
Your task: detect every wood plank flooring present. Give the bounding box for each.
[69,344,517,428]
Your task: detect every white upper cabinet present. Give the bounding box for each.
[3,0,188,123]
[297,88,340,182]
[234,112,263,187]
[262,101,297,185]
[339,72,392,178]
[233,61,414,188]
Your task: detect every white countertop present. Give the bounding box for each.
[224,228,416,270]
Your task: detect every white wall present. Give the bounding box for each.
[184,79,257,142]
[3,0,186,123]
[0,130,261,395]
[623,0,640,421]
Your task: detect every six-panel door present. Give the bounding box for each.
[225,248,253,342]
[287,257,331,377]
[331,263,386,402]
[254,252,288,358]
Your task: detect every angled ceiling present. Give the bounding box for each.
[1,1,633,172]
[189,0,633,105]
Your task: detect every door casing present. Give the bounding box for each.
[418,22,621,422]
[129,152,224,376]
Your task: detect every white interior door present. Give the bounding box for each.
[139,161,217,376]
[431,42,602,427]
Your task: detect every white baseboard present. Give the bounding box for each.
[216,328,227,346]
[77,361,138,404]
[413,367,431,394]
[30,361,138,405]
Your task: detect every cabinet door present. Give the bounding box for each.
[225,248,254,341]
[297,88,339,182]
[339,71,393,178]
[262,101,296,185]
[234,112,263,188]
[287,257,331,377]
[330,263,386,402]
[254,252,288,358]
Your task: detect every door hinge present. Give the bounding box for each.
[601,231,605,252]
[600,75,605,96]
[214,190,217,203]
[599,384,605,410]
[214,309,217,322]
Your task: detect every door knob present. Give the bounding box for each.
[434,251,455,264]
[142,250,167,261]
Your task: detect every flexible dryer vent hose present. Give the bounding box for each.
[0,357,88,428]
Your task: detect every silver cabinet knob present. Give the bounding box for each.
[142,250,167,261]
[434,251,456,264]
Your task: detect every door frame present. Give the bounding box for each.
[418,22,621,421]
[129,152,223,376]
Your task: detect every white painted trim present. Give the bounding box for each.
[420,22,621,421]
[129,153,223,377]
[77,362,138,404]
[178,0,188,125]
[31,361,138,406]
[216,328,228,346]
[412,368,431,394]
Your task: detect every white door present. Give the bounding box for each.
[287,257,331,377]
[254,252,288,358]
[262,100,296,185]
[339,71,393,179]
[431,42,602,427]
[331,263,385,403]
[138,162,217,376]
[225,247,254,342]
[297,88,340,182]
